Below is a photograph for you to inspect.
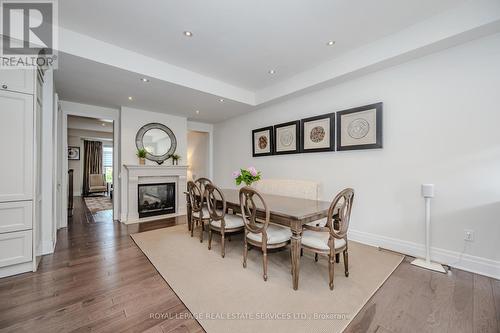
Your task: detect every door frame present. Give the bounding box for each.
[59,102,120,229]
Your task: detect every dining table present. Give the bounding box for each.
[219,188,332,290]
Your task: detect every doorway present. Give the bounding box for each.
[187,130,210,181]
[66,115,114,219]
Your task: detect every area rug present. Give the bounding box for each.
[84,196,112,213]
[131,225,403,333]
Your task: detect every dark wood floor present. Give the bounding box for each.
[0,198,203,333]
[0,198,498,333]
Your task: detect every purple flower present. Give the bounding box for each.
[247,166,258,177]
[232,170,240,178]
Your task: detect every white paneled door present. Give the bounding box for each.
[0,90,34,202]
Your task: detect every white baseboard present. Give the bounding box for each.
[348,229,500,280]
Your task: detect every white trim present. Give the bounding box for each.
[348,229,500,280]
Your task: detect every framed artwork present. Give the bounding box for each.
[300,113,335,153]
[337,102,383,151]
[252,126,274,157]
[68,146,80,160]
[273,120,300,154]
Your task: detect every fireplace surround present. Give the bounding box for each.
[122,165,188,223]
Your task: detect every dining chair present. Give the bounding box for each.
[194,177,213,198]
[187,180,211,242]
[239,187,292,281]
[205,183,245,258]
[300,188,354,290]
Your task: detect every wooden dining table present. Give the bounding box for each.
[218,188,332,290]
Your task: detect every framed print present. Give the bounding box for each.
[68,146,80,160]
[336,102,383,151]
[300,113,335,153]
[252,126,274,157]
[273,120,300,154]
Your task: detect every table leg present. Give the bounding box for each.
[291,227,302,290]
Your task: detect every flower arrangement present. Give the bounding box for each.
[233,167,262,186]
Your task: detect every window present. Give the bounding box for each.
[103,146,113,183]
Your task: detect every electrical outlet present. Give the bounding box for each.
[464,229,474,242]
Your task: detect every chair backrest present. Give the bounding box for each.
[327,188,354,239]
[187,180,203,213]
[239,187,270,243]
[205,183,226,224]
[89,174,105,186]
[194,177,213,197]
[254,179,319,201]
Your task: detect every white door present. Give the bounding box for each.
[0,90,34,202]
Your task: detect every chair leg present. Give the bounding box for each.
[221,232,225,258]
[291,248,294,275]
[300,248,303,257]
[208,227,212,250]
[243,241,248,268]
[329,254,335,290]
[335,253,340,263]
[263,250,268,281]
[315,253,318,262]
[199,221,204,243]
[190,218,195,237]
[343,249,349,277]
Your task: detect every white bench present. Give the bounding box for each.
[254,179,320,201]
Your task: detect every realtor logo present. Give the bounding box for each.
[1,0,58,69]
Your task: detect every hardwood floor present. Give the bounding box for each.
[0,198,498,333]
[0,198,204,333]
[345,257,500,333]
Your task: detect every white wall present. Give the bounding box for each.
[120,107,188,220]
[188,131,209,180]
[214,33,500,277]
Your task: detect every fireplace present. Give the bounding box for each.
[138,182,176,218]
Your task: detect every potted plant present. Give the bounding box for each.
[136,149,147,165]
[233,166,262,186]
[171,154,181,165]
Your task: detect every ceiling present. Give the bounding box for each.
[56,54,253,123]
[59,0,462,90]
[67,115,113,133]
[54,0,499,123]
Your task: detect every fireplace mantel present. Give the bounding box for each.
[122,165,188,224]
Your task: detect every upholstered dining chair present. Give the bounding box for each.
[187,181,211,242]
[300,188,354,290]
[205,183,245,258]
[239,187,292,281]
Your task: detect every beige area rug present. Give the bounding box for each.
[84,196,113,213]
[131,225,403,333]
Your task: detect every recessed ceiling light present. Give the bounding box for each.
[128,96,133,101]
[326,40,336,46]
[140,78,150,83]
[219,98,225,103]
[195,110,200,114]
[101,123,106,127]
[268,69,276,75]
[184,31,193,37]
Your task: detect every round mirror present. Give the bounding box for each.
[136,123,177,164]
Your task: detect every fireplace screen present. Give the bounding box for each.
[138,182,176,218]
